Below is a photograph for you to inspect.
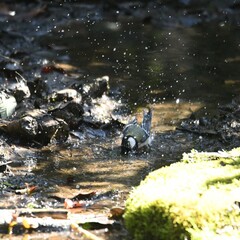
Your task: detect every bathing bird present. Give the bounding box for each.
[121,108,152,154]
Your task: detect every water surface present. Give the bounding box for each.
[43,21,240,111]
[38,20,240,196]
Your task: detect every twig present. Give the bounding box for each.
[0,209,109,240]
[15,71,27,83]
[0,52,19,64]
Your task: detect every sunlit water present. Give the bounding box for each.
[37,21,240,198]
[43,21,240,108]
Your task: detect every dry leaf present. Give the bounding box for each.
[55,63,77,72]
[15,184,37,195]
[64,199,86,209]
[41,62,77,74]
[72,191,96,201]
[8,212,18,234]
[109,207,125,219]
[22,217,39,229]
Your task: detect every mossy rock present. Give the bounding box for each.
[124,148,240,240]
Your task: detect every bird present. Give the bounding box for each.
[121,108,152,154]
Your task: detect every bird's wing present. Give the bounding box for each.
[122,117,137,133]
[123,124,149,144]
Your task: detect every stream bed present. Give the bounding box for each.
[37,19,240,186]
[0,2,240,239]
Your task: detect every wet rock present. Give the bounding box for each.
[3,60,22,72]
[24,109,70,144]
[1,115,39,140]
[49,99,84,129]
[0,57,30,103]
[37,114,69,144]
[47,88,83,129]
[0,92,17,119]
[28,78,50,98]
[14,99,36,119]
[0,109,69,145]
[73,126,107,139]
[49,88,82,103]
[10,81,31,103]
[81,76,109,99]
[0,58,26,95]
[179,97,240,148]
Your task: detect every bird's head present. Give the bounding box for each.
[121,136,137,154]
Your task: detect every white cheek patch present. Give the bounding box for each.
[128,137,136,149]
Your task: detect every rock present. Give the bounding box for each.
[13,99,36,118]
[37,114,69,144]
[0,92,17,119]
[81,76,109,99]
[49,99,84,129]
[49,88,82,102]
[47,88,83,129]
[124,148,240,239]
[0,109,69,145]
[27,78,50,98]
[179,98,240,146]
[11,81,31,103]
[3,115,39,139]
[24,109,70,144]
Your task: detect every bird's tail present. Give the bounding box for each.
[141,108,152,134]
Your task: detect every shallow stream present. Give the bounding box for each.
[37,21,240,193]
[2,19,239,239]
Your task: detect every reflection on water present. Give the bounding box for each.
[43,21,240,110]
[38,21,240,193]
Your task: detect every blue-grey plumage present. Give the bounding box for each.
[141,108,152,135]
[121,108,152,154]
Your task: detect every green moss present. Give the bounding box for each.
[124,148,240,240]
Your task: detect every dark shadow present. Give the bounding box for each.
[206,173,240,187]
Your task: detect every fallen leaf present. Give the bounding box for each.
[72,191,96,201]
[109,207,125,219]
[8,212,18,234]
[41,63,77,74]
[55,63,77,72]
[22,217,39,229]
[49,190,96,203]
[41,65,64,74]
[15,184,37,195]
[22,217,31,229]
[64,199,86,209]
